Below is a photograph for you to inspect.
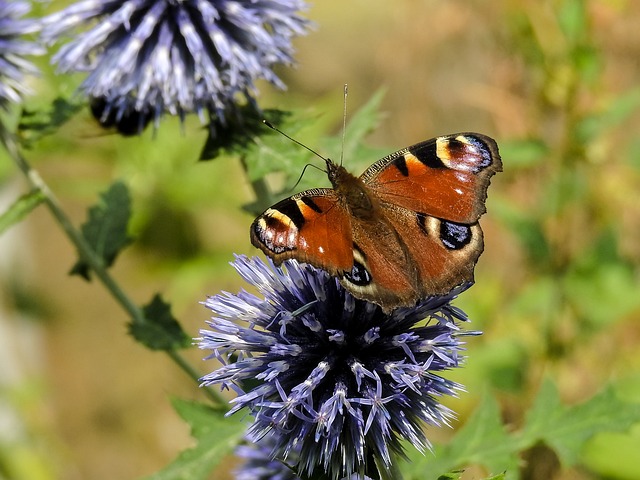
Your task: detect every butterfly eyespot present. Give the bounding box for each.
[461,135,493,170]
[253,215,298,254]
[343,261,372,286]
[440,221,472,250]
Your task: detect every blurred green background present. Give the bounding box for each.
[1,0,640,479]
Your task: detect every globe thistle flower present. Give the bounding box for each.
[198,255,479,480]
[0,1,44,114]
[235,431,301,480]
[235,431,376,480]
[40,0,310,132]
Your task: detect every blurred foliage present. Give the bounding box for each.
[1,0,640,479]
[522,382,638,467]
[0,189,45,235]
[141,400,246,480]
[404,381,640,479]
[17,96,84,149]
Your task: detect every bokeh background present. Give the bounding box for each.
[1,0,640,479]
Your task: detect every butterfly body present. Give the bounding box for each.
[251,133,502,312]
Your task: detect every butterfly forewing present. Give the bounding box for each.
[361,133,502,224]
[250,189,354,274]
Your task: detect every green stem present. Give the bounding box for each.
[2,129,222,405]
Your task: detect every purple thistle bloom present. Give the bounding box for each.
[235,431,377,480]
[40,0,310,131]
[235,431,301,480]
[0,1,44,113]
[198,255,479,480]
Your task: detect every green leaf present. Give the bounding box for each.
[142,399,246,480]
[199,105,291,161]
[235,91,389,214]
[406,381,640,479]
[581,425,640,479]
[213,107,320,188]
[436,472,463,480]
[0,189,45,235]
[70,181,133,280]
[129,294,190,351]
[519,379,640,467]
[17,96,84,149]
[405,394,518,479]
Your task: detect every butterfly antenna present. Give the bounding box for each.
[263,120,329,163]
[340,84,348,166]
[289,163,324,192]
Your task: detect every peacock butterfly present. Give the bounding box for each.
[250,132,502,312]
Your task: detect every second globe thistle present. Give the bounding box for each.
[198,255,479,480]
[0,1,44,116]
[40,0,310,131]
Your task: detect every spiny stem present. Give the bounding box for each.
[1,129,222,405]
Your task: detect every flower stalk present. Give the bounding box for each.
[1,129,222,404]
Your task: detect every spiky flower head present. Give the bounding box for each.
[40,0,310,131]
[198,255,478,480]
[235,431,300,480]
[235,431,376,480]
[0,1,44,114]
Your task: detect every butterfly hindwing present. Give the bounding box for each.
[386,207,484,296]
[337,205,484,310]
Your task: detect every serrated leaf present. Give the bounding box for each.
[129,294,190,351]
[200,105,291,161]
[0,189,45,235]
[405,394,518,479]
[70,181,133,280]
[240,111,319,182]
[142,399,246,480]
[519,379,640,466]
[17,96,84,149]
